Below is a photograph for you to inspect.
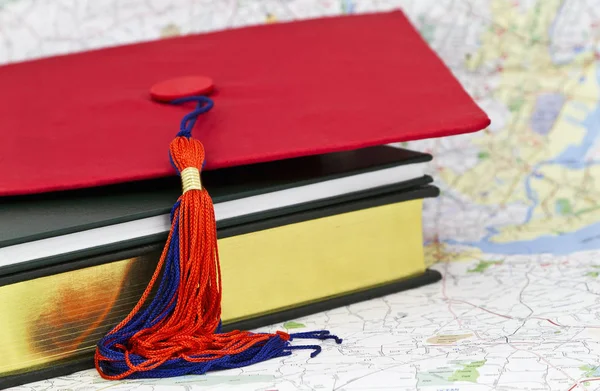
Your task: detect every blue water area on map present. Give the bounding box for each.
[341,0,356,13]
[584,366,600,377]
[445,221,600,255]
[444,66,600,255]
[530,93,566,135]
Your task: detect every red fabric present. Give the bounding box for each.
[0,10,490,196]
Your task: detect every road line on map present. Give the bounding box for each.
[450,299,567,328]
[449,299,513,319]
[568,377,600,391]
[507,342,577,384]
[442,261,463,328]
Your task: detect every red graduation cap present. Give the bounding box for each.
[0,10,489,380]
[0,10,489,197]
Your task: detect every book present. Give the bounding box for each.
[0,183,439,388]
[0,145,432,274]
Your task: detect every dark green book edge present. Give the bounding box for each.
[0,185,441,389]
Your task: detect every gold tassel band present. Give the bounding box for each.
[181,167,202,193]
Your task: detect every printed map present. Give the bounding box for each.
[3,0,600,390]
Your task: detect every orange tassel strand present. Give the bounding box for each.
[95,96,342,379]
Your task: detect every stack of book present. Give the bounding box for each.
[1,145,439,385]
[0,10,490,389]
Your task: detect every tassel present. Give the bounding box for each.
[95,96,342,380]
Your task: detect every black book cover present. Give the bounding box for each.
[0,146,431,249]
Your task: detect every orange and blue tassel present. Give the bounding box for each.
[95,96,342,380]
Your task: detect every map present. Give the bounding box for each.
[3,0,600,390]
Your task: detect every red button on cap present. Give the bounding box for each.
[150,75,214,102]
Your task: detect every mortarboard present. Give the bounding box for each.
[0,10,488,197]
[0,10,490,381]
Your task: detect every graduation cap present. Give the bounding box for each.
[0,10,489,380]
